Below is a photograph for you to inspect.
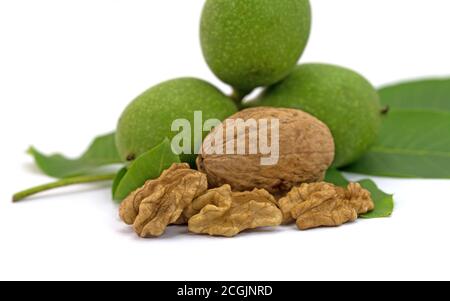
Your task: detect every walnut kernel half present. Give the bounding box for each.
[278,182,374,230]
[119,163,208,237]
[187,185,282,237]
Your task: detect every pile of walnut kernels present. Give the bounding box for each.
[119,163,374,238]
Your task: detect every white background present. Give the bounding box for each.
[1,0,450,281]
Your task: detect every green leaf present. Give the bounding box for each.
[112,167,127,197]
[113,138,180,202]
[344,109,450,178]
[325,169,394,219]
[379,78,450,112]
[346,78,450,178]
[29,132,122,178]
[324,168,350,187]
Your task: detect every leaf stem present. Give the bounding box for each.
[12,174,116,202]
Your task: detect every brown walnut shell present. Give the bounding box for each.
[197,107,335,195]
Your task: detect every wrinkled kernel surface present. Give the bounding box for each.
[278,182,374,230]
[345,182,375,214]
[188,185,282,237]
[119,163,208,237]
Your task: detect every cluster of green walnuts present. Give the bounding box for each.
[116,0,381,169]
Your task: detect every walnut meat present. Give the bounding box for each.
[197,107,335,195]
[291,191,358,230]
[278,182,342,224]
[119,163,208,237]
[346,182,375,214]
[278,182,374,230]
[187,185,282,237]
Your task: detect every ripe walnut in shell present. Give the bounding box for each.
[197,107,335,195]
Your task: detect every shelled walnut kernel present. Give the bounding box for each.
[278,182,374,230]
[119,163,208,237]
[187,185,282,237]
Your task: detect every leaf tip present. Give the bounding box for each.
[26,146,36,155]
